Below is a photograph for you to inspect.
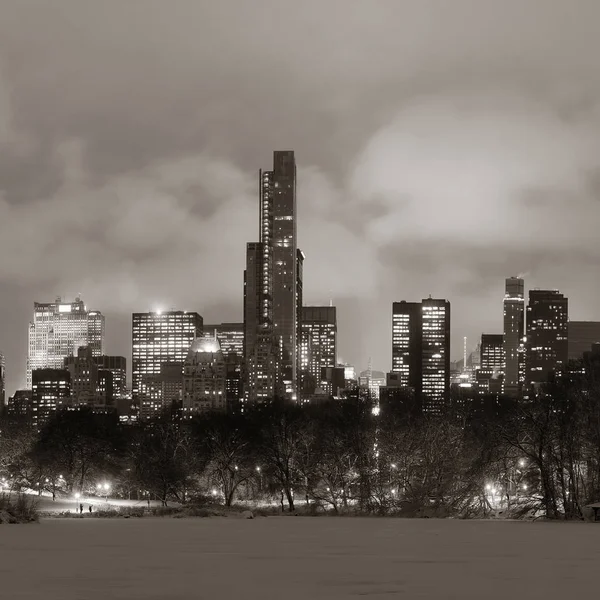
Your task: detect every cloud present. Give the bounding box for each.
[3,0,600,394]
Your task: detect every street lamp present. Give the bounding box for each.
[74,492,81,513]
[101,482,110,502]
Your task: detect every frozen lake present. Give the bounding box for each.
[0,517,597,598]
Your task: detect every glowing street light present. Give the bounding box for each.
[74,492,81,513]
[101,482,111,502]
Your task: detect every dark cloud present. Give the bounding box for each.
[2,0,600,393]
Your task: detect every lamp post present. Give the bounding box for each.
[102,482,110,502]
[74,492,81,513]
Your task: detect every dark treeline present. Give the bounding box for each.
[1,359,600,519]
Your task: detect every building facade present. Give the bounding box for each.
[391,298,451,414]
[31,368,71,429]
[244,151,303,402]
[183,335,227,415]
[27,297,105,389]
[0,352,5,408]
[299,306,337,394]
[503,277,525,398]
[132,311,203,419]
[203,323,244,358]
[525,289,568,395]
[94,355,127,399]
[477,334,504,395]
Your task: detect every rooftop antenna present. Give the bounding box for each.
[463,337,467,371]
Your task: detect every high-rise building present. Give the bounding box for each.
[94,355,127,399]
[31,368,71,429]
[27,297,105,389]
[299,306,337,393]
[244,151,303,402]
[391,298,450,414]
[132,311,203,419]
[477,334,504,395]
[391,302,422,394]
[0,352,5,407]
[503,277,525,398]
[183,335,227,415]
[203,323,244,358]
[525,289,568,395]
[568,321,600,361]
[421,298,451,414]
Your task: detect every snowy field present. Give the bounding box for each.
[0,518,598,599]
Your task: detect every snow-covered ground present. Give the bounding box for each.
[0,518,597,598]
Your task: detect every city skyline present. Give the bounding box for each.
[3,2,600,396]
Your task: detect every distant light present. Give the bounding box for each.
[75,492,81,499]
[211,489,217,496]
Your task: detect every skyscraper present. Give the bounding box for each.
[27,297,105,389]
[525,289,568,395]
[477,334,504,395]
[421,297,451,414]
[503,277,525,398]
[391,301,422,393]
[94,355,127,399]
[0,352,5,407]
[132,311,203,419]
[391,298,451,414]
[299,306,337,393]
[244,151,303,402]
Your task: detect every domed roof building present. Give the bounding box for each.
[183,334,227,415]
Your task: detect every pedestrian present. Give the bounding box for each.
[89,505,92,514]
[79,503,83,514]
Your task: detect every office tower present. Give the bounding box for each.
[568,321,600,360]
[477,334,504,395]
[27,297,105,389]
[525,289,569,395]
[183,335,227,415]
[391,298,451,414]
[32,368,71,429]
[132,311,203,419]
[392,302,422,393]
[94,355,127,399]
[244,151,303,402]
[203,323,244,357]
[0,352,5,407]
[299,306,337,393]
[421,297,451,414]
[503,277,525,398]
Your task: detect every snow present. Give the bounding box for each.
[0,518,597,598]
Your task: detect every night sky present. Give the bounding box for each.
[2,0,600,395]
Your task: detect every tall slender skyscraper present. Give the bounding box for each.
[525,289,568,396]
[244,151,303,402]
[391,298,450,414]
[503,277,525,398]
[27,297,105,389]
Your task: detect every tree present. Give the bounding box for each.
[131,416,200,506]
[194,413,255,506]
[34,409,125,494]
[251,400,307,512]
